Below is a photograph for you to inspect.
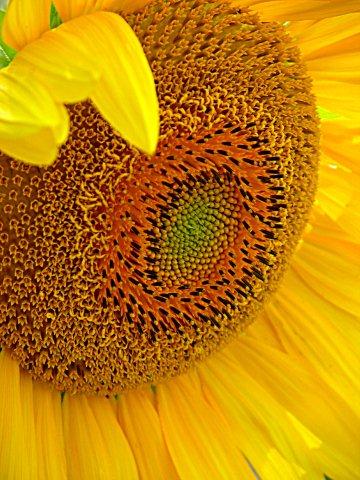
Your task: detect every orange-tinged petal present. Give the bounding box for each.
[53,0,105,22]
[238,1,360,22]
[12,11,159,154]
[307,51,360,83]
[0,350,37,480]
[117,389,179,480]
[2,0,51,51]
[63,394,138,480]
[294,14,360,60]
[53,0,150,21]
[114,0,153,13]
[33,382,67,480]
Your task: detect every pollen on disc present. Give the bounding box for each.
[0,0,319,394]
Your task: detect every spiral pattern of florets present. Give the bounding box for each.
[0,0,319,394]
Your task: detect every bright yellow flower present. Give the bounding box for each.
[0,0,159,165]
[0,1,359,480]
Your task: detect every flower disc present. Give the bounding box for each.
[0,0,319,394]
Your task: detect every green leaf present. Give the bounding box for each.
[0,10,17,68]
[50,2,62,29]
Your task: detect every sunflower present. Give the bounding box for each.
[0,0,359,479]
[0,0,159,164]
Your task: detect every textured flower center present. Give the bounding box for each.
[0,0,319,394]
[156,177,239,284]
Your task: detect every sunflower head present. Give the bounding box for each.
[0,0,319,394]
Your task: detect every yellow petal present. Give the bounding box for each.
[33,382,67,480]
[53,0,151,21]
[293,218,360,316]
[200,351,321,479]
[12,11,159,154]
[317,153,356,222]
[87,12,159,154]
[0,67,69,165]
[63,394,138,480]
[254,209,360,403]
[228,338,360,475]
[10,30,101,104]
[0,67,66,137]
[240,1,360,22]
[113,0,153,13]
[307,51,360,83]
[157,371,248,479]
[19,372,38,479]
[321,121,360,174]
[311,442,359,480]
[0,350,37,480]
[0,126,65,166]
[294,13,360,59]
[314,80,360,123]
[2,0,51,51]
[117,388,178,480]
[260,273,360,409]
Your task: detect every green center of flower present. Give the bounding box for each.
[152,175,240,284]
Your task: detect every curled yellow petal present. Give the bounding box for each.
[0,67,69,165]
[88,12,159,155]
[2,0,51,51]
[0,67,67,137]
[0,122,66,166]
[12,11,159,154]
[12,29,101,104]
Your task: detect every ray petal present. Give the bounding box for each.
[199,351,323,479]
[157,371,250,479]
[117,388,178,480]
[227,338,360,478]
[234,1,360,22]
[0,67,69,165]
[63,394,138,480]
[33,382,67,480]
[11,11,159,154]
[2,0,51,51]
[0,350,37,479]
[53,0,152,21]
